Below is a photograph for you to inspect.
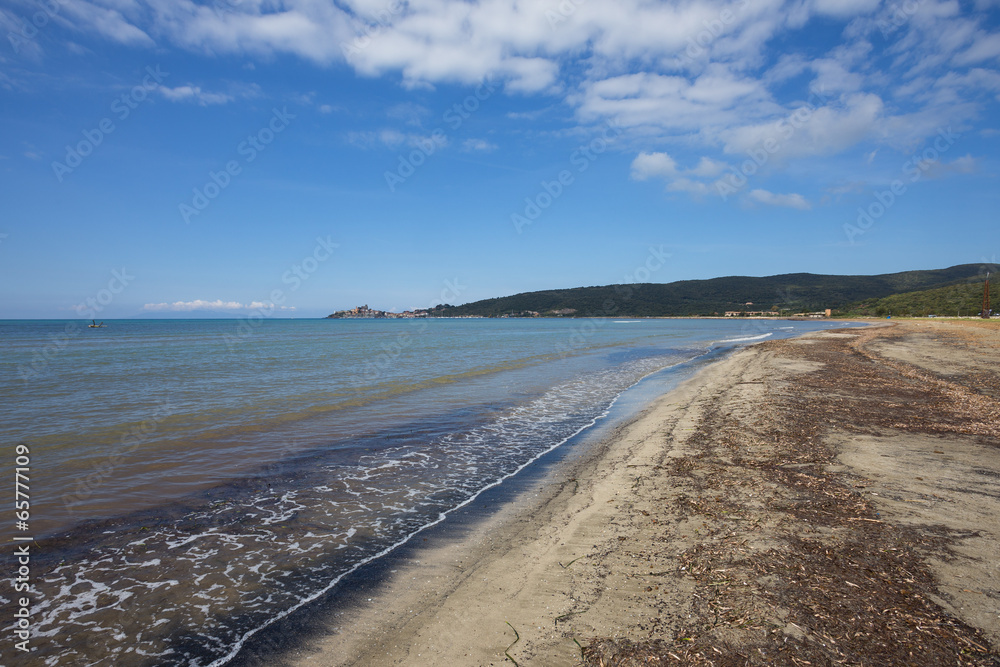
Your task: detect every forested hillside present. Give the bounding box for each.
[434,265,988,317]
[843,280,991,317]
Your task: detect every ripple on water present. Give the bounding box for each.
[6,351,696,666]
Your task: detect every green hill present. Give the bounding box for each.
[843,280,991,317]
[434,264,990,317]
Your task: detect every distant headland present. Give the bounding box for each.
[326,264,995,320]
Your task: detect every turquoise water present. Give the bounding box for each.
[0,317,851,665]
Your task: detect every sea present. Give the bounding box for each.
[0,317,855,665]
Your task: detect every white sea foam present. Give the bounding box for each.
[718,332,773,343]
[8,320,848,666]
[19,350,705,666]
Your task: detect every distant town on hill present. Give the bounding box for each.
[326,304,453,319]
[326,264,994,319]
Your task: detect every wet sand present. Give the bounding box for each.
[282,320,1000,666]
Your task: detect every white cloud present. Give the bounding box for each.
[809,58,865,94]
[506,107,552,121]
[343,5,561,91]
[577,67,772,132]
[407,132,449,150]
[811,0,882,19]
[378,129,407,148]
[63,0,154,47]
[631,152,730,200]
[462,138,497,152]
[159,85,234,105]
[142,299,295,312]
[630,152,678,180]
[947,154,978,173]
[54,0,785,96]
[153,1,354,64]
[347,128,448,151]
[765,54,810,85]
[143,299,257,311]
[1,8,43,60]
[667,178,712,197]
[955,32,1000,65]
[37,0,1000,200]
[747,189,811,209]
[690,156,729,178]
[922,153,979,178]
[719,93,884,160]
[386,102,431,126]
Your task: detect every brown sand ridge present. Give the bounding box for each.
[288,320,1000,667]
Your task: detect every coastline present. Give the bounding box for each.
[277,320,999,666]
[8,318,858,667]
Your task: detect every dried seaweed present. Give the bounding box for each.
[580,323,1000,666]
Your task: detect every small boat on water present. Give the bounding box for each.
[88,320,106,328]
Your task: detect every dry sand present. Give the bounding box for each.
[284,320,1000,666]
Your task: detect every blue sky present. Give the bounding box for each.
[1,0,998,318]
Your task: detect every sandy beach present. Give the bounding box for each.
[282,320,1000,666]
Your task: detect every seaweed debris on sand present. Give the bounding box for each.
[286,320,1000,667]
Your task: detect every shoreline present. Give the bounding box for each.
[266,347,742,667]
[9,319,852,667]
[227,346,733,666]
[277,320,999,666]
